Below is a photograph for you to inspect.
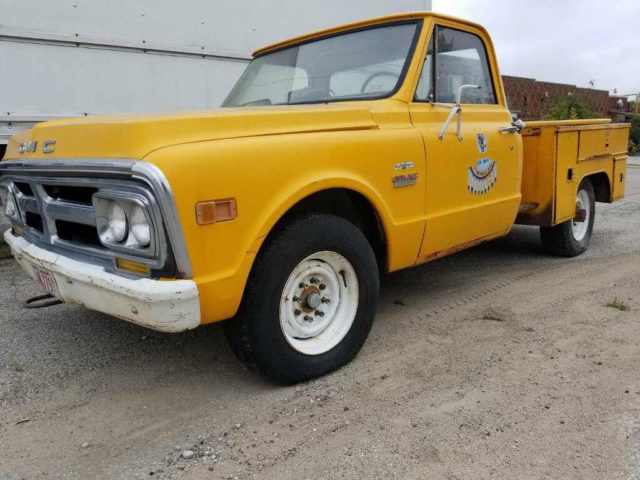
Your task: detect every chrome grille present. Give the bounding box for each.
[16,181,98,242]
[0,160,192,278]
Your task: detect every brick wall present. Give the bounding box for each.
[502,75,630,120]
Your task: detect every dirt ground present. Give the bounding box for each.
[1,166,640,480]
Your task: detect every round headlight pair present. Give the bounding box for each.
[98,200,151,248]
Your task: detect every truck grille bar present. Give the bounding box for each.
[14,181,100,246]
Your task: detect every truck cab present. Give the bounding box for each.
[0,13,630,384]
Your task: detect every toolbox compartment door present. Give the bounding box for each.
[554,131,579,224]
[612,154,627,201]
[578,128,611,162]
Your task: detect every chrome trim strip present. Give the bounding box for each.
[0,31,250,63]
[131,162,193,278]
[0,158,136,173]
[0,159,193,278]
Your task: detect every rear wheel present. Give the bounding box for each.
[540,179,596,257]
[225,214,379,384]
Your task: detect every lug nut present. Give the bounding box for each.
[292,296,300,302]
[299,283,306,289]
[304,315,313,322]
[319,284,326,290]
[315,311,325,317]
[294,309,301,316]
[321,298,330,304]
[309,278,319,284]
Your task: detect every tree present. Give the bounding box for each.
[546,96,595,120]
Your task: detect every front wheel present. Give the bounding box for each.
[540,179,596,257]
[225,214,380,384]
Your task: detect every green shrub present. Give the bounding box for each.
[630,115,640,155]
[546,96,595,120]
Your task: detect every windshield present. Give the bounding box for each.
[223,22,420,107]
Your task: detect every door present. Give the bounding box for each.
[410,24,522,260]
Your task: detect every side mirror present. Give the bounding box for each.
[513,118,525,132]
[438,84,481,141]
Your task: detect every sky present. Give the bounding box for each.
[433,0,639,96]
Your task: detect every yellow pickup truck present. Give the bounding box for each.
[0,12,630,383]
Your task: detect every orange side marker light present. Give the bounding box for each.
[196,198,238,225]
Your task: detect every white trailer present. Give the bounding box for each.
[0,0,431,154]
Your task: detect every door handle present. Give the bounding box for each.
[499,125,519,134]
[499,119,525,135]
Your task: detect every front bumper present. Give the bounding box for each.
[5,231,201,332]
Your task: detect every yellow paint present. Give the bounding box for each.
[3,13,630,325]
[518,126,557,225]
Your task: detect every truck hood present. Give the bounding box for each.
[5,105,379,160]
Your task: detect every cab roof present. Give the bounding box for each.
[252,11,488,57]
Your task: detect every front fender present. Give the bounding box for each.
[145,128,425,323]
[252,171,393,246]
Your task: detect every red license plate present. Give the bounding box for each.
[35,268,60,298]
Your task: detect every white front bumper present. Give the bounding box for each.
[5,231,201,332]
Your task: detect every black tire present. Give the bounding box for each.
[225,214,380,384]
[540,179,596,257]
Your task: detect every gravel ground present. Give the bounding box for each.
[1,166,640,479]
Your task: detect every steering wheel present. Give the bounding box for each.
[361,72,400,94]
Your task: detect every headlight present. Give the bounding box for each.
[130,205,151,247]
[99,201,128,244]
[93,194,155,253]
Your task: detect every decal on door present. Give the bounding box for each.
[476,133,488,154]
[468,158,497,195]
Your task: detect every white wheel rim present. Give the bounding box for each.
[279,251,359,356]
[572,189,591,242]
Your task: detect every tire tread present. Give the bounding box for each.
[225,214,379,384]
[540,179,595,257]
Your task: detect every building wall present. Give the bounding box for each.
[503,75,630,120]
[0,0,431,117]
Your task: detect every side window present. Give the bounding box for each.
[415,35,434,101]
[415,26,497,105]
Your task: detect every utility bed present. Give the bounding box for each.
[517,119,630,226]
